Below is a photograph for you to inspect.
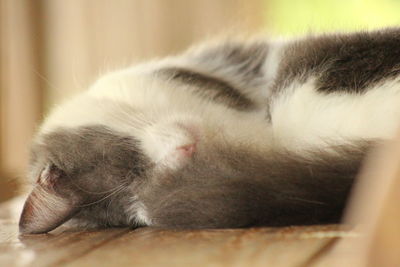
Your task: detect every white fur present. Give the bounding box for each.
[40,63,273,166]
[271,77,400,149]
[126,197,152,226]
[40,54,400,157]
[135,203,152,226]
[262,40,286,98]
[35,37,400,228]
[141,116,199,168]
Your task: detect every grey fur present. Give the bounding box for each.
[21,123,375,233]
[20,125,150,233]
[182,40,270,102]
[141,141,373,228]
[274,28,400,94]
[158,67,256,111]
[19,28,400,234]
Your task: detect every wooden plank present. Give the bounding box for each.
[0,198,357,267]
[66,226,348,267]
[352,136,400,267]
[0,198,127,266]
[0,221,128,267]
[315,133,400,267]
[0,231,129,267]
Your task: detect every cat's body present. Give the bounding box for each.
[20,28,400,234]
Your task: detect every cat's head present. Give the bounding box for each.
[19,63,271,234]
[19,100,207,234]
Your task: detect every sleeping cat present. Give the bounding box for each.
[19,28,400,234]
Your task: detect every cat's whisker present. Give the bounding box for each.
[77,184,127,208]
[286,196,327,206]
[66,174,131,195]
[32,69,60,94]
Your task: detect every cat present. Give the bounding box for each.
[19,28,400,234]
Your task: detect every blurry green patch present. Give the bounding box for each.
[265,0,400,36]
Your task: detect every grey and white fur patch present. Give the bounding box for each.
[19,28,400,234]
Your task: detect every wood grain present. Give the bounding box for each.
[65,226,343,267]
[0,198,355,267]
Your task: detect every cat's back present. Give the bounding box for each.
[269,28,400,148]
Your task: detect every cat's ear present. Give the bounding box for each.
[183,39,270,93]
[141,119,199,169]
[19,165,82,234]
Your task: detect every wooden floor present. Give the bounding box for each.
[5,124,400,267]
[0,197,359,267]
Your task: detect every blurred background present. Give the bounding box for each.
[1,0,400,202]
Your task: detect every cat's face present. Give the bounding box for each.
[19,110,216,234]
[19,67,267,234]
[19,125,147,233]
[19,109,269,234]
